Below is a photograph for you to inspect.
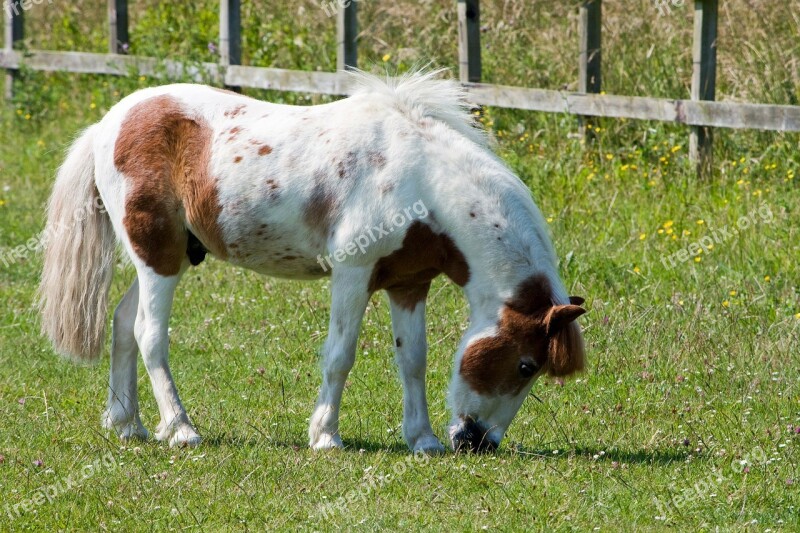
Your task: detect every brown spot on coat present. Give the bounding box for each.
[224,104,246,118]
[368,221,470,310]
[368,151,387,169]
[114,94,227,276]
[337,151,359,179]
[459,275,586,395]
[234,155,243,163]
[258,145,273,156]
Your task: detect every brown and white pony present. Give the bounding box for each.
[39,70,586,453]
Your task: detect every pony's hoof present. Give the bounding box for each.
[411,435,446,455]
[310,433,344,451]
[102,410,149,441]
[168,426,202,448]
[155,416,201,447]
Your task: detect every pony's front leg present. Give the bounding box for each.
[388,286,445,454]
[135,265,201,448]
[309,266,371,450]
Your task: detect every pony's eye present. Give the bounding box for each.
[519,361,538,378]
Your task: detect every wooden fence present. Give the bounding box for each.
[3,0,800,178]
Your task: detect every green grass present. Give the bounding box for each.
[1,1,799,531]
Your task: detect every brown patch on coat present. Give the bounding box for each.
[234,155,243,163]
[303,171,338,237]
[258,145,273,156]
[114,94,227,276]
[368,221,470,310]
[368,151,387,169]
[459,274,586,396]
[337,151,359,179]
[224,104,246,118]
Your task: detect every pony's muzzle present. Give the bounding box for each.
[450,416,499,453]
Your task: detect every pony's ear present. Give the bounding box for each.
[569,295,585,306]
[544,304,586,336]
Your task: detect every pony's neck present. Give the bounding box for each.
[424,135,567,329]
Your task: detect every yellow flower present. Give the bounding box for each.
[729,290,737,296]
[139,76,146,81]
[764,276,771,282]
[682,229,691,236]
[90,102,96,109]
[37,139,45,147]
[678,300,684,305]
[639,233,646,240]
[0,199,5,207]
[658,228,665,234]
[605,153,613,160]
[740,156,746,164]
[663,220,674,229]
[795,313,800,319]
[722,300,730,307]
[24,114,31,120]
[666,228,674,235]
[694,256,701,262]
[648,180,656,186]
[707,244,714,250]
[633,266,641,273]
[671,145,681,153]
[696,219,704,225]
[382,54,391,62]
[546,217,553,223]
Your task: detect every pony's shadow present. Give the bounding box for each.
[197,433,693,464]
[198,434,410,454]
[514,445,693,466]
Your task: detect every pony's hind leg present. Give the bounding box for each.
[388,286,444,454]
[102,278,148,441]
[309,266,371,450]
[135,263,201,447]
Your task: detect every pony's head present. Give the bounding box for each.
[447,274,586,451]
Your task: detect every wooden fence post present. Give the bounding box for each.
[337,0,358,71]
[578,0,602,140]
[219,0,242,89]
[3,1,24,100]
[457,0,481,83]
[107,0,129,54]
[690,0,718,178]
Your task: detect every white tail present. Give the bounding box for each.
[39,125,116,362]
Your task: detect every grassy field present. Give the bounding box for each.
[1,0,799,530]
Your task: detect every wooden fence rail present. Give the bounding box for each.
[3,0,799,178]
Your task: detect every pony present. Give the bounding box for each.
[39,69,586,453]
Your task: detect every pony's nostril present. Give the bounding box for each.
[452,418,498,453]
